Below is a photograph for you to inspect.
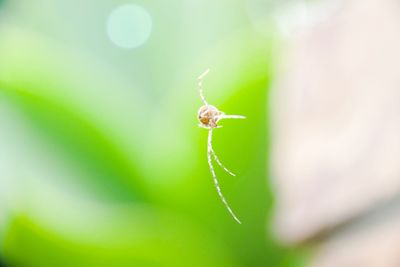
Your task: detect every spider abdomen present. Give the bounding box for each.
[198,105,221,128]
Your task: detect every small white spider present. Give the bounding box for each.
[197,68,245,224]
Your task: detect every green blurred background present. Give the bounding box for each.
[0,0,305,266]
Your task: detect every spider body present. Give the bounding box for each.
[198,105,221,128]
[197,68,245,224]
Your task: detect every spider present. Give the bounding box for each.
[197,68,245,224]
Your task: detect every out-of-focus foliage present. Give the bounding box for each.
[0,0,305,266]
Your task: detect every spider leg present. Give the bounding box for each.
[198,124,209,129]
[210,148,236,176]
[198,68,210,106]
[219,114,246,120]
[207,128,241,224]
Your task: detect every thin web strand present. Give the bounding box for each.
[198,68,210,106]
[207,128,241,224]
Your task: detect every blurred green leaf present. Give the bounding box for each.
[0,87,147,202]
[4,213,236,267]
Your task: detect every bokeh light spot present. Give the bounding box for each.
[107,4,152,49]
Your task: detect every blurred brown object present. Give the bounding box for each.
[271,0,400,266]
